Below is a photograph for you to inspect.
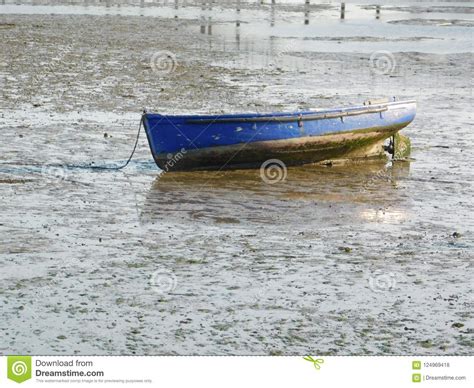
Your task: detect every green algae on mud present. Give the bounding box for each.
[394,133,412,160]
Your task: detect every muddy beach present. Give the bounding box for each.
[0,1,473,355]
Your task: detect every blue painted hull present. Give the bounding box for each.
[143,99,416,171]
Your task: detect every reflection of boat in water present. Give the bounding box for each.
[143,99,416,171]
[140,161,411,225]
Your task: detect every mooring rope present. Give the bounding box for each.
[1,115,144,172]
[83,115,143,171]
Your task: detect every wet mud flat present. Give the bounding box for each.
[0,9,473,355]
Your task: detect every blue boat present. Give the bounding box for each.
[142,98,416,171]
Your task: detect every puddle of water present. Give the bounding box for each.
[1,0,473,55]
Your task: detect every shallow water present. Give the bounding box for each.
[0,0,473,355]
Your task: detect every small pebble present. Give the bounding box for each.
[338,247,352,253]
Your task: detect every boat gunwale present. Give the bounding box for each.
[186,106,389,124]
[144,100,416,123]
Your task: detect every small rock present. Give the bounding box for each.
[451,322,464,329]
[338,247,352,253]
[103,133,108,138]
[420,340,433,348]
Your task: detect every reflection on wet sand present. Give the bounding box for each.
[5,0,385,26]
[140,161,411,225]
[3,1,469,54]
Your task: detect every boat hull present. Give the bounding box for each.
[143,100,416,171]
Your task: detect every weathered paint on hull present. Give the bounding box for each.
[144,99,416,171]
[155,122,407,171]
